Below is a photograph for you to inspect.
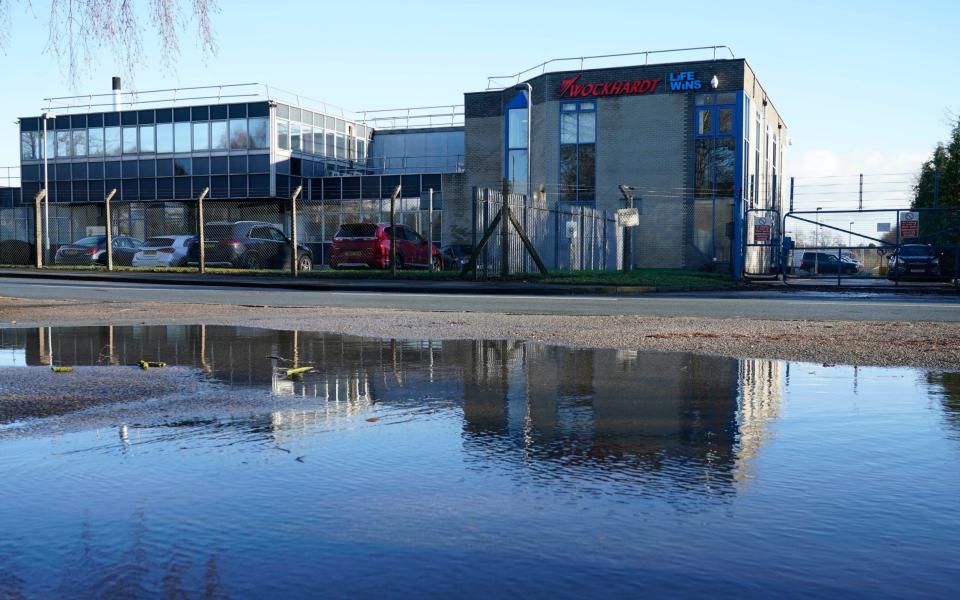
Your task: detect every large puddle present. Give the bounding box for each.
[0,325,958,597]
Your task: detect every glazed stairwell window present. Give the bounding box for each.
[559,101,595,203]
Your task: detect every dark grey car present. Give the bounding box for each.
[54,235,143,266]
[187,221,313,270]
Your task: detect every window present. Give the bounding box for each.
[693,93,739,261]
[249,117,268,149]
[123,126,138,154]
[291,123,301,152]
[277,120,289,150]
[156,124,173,153]
[192,122,209,151]
[211,121,228,150]
[719,108,733,134]
[698,109,712,135]
[559,102,596,202]
[72,129,87,157]
[88,128,104,157]
[139,125,155,153]
[326,132,335,158]
[302,125,314,154]
[335,134,345,159]
[174,157,191,176]
[506,92,529,195]
[20,132,40,160]
[105,127,122,156]
[45,129,56,159]
[56,130,72,158]
[229,118,249,149]
[174,122,191,153]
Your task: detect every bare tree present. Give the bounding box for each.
[0,0,218,86]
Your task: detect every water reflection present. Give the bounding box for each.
[0,325,791,496]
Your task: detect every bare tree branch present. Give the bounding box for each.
[0,0,218,87]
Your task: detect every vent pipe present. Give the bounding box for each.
[112,77,122,111]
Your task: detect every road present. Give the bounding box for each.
[1,277,959,322]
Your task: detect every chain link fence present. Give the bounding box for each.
[471,187,621,277]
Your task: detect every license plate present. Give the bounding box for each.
[144,250,157,255]
[204,242,217,249]
[345,251,361,257]
[64,249,80,255]
[911,268,924,273]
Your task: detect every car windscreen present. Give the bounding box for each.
[143,237,176,248]
[205,226,235,241]
[335,224,379,239]
[900,246,932,257]
[72,236,105,246]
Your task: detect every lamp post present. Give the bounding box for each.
[815,207,823,247]
[42,112,54,264]
[848,221,854,247]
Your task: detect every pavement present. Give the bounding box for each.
[2,276,960,322]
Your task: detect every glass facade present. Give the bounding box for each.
[559,101,596,203]
[693,93,738,263]
[273,103,370,171]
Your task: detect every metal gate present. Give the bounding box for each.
[782,208,960,287]
[743,208,780,279]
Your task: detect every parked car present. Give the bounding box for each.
[132,235,196,268]
[186,221,312,270]
[440,244,474,270]
[54,235,143,266]
[329,223,442,270]
[799,251,860,275]
[887,244,942,280]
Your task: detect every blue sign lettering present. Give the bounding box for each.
[669,71,702,91]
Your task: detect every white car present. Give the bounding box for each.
[132,235,195,268]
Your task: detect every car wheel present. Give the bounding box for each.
[297,254,313,272]
[241,252,262,270]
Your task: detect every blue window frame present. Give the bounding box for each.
[504,90,529,196]
[559,101,596,203]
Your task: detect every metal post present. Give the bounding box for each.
[428,187,434,272]
[837,246,842,288]
[33,190,45,268]
[290,185,302,277]
[858,173,863,211]
[579,206,585,271]
[42,114,52,265]
[789,177,795,213]
[389,184,401,277]
[197,187,209,273]
[104,188,117,271]
[500,179,510,279]
[618,185,634,273]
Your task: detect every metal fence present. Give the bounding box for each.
[783,208,960,286]
[471,187,621,277]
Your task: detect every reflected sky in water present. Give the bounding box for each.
[0,326,958,598]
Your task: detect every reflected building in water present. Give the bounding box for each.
[5,325,784,490]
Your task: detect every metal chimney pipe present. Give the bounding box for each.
[112,77,122,111]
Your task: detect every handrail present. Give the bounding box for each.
[486,46,736,89]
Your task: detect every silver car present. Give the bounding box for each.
[132,235,196,268]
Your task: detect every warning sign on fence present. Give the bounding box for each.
[616,208,640,228]
[900,212,919,238]
[754,216,773,243]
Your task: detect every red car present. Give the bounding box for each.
[330,223,442,270]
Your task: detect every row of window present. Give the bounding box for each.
[21,155,270,182]
[20,118,270,160]
[21,175,271,203]
[275,103,369,139]
[19,103,268,132]
[276,120,366,162]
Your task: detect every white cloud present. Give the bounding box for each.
[789,148,928,179]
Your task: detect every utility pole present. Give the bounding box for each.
[789,177,795,213]
[618,185,634,273]
[33,190,45,268]
[501,178,511,279]
[389,184,401,278]
[197,187,209,273]
[858,173,863,211]
[290,185,302,277]
[104,188,117,271]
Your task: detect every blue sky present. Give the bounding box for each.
[1,0,957,207]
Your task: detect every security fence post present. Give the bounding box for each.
[389,184,401,278]
[428,187,435,272]
[618,185,634,273]
[33,190,45,268]
[290,185,303,278]
[104,188,117,271]
[579,206,585,272]
[197,187,209,274]
[500,179,510,279]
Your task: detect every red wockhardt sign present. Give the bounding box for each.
[559,74,661,98]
